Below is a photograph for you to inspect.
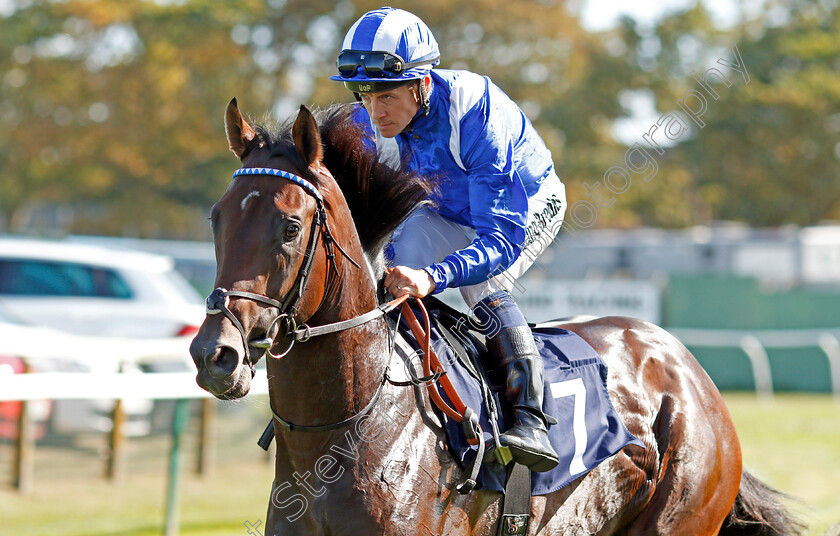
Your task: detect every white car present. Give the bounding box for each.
[0,304,193,436]
[0,237,206,436]
[0,237,205,340]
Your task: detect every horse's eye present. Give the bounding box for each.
[284,223,301,241]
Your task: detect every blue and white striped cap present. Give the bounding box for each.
[330,7,440,84]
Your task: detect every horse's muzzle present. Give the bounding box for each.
[190,334,252,399]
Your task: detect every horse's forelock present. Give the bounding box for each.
[252,120,315,182]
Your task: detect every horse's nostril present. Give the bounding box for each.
[206,346,241,378]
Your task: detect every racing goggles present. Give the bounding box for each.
[336,50,438,78]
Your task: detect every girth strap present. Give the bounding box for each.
[499,462,532,535]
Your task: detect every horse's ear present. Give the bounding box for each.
[292,105,322,168]
[225,98,259,160]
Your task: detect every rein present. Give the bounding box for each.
[205,165,411,432]
[261,296,485,492]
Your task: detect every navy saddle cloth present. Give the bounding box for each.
[395,298,643,495]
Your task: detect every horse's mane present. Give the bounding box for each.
[253,104,436,255]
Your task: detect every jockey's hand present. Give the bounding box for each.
[385,266,436,298]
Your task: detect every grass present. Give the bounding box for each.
[723,393,840,535]
[0,398,273,536]
[0,393,838,536]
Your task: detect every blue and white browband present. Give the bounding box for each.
[232,167,323,202]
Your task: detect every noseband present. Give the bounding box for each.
[205,167,359,367]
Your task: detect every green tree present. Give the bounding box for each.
[0,0,342,236]
[3,0,834,237]
[598,0,840,228]
[3,0,621,237]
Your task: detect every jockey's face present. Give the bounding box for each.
[359,82,421,138]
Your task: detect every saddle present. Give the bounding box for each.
[392,296,642,496]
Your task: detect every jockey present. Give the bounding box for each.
[331,7,567,473]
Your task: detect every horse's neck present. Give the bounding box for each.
[267,326,456,533]
[265,254,459,531]
[267,249,391,455]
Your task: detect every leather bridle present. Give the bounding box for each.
[203,166,449,443]
[205,167,359,371]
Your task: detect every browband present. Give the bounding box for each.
[232,167,323,202]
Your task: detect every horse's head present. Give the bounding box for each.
[190,99,344,399]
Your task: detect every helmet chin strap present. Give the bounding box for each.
[418,75,432,116]
[399,77,433,133]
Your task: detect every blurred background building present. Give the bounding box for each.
[28,222,840,395]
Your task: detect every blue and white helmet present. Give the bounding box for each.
[330,7,440,94]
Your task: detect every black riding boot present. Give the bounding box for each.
[474,292,559,473]
[487,326,559,472]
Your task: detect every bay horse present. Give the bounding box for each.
[189,99,803,536]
